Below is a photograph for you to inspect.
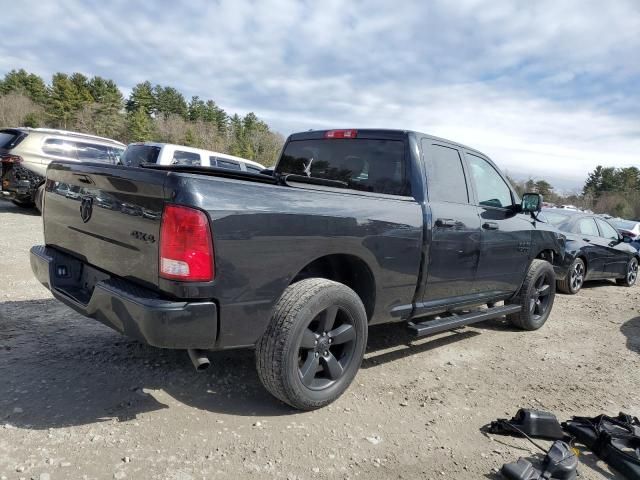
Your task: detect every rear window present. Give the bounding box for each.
[75,143,113,163]
[172,150,201,166]
[542,210,572,228]
[217,158,241,170]
[246,165,263,174]
[0,130,23,149]
[121,145,161,167]
[277,138,409,196]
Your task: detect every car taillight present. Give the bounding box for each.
[159,205,214,282]
[0,154,22,164]
[324,129,357,139]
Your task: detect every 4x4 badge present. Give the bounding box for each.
[80,196,93,223]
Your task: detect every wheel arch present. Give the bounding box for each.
[289,254,376,322]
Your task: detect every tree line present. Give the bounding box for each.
[0,69,284,166]
[508,166,640,219]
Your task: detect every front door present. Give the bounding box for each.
[595,218,631,277]
[464,152,531,296]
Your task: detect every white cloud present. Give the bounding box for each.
[1,0,639,189]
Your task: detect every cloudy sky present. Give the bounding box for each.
[2,0,639,190]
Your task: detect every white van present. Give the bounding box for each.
[121,142,266,173]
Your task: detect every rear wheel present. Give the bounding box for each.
[557,257,585,294]
[507,259,556,330]
[256,278,367,410]
[616,257,638,287]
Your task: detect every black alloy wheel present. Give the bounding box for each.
[298,305,357,390]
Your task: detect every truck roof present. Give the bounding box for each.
[288,129,486,157]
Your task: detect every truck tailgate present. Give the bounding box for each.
[43,162,168,289]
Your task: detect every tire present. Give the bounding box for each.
[557,257,585,294]
[616,257,638,287]
[256,278,368,410]
[11,197,34,208]
[34,183,45,214]
[507,259,556,330]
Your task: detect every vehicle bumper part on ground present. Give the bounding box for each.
[30,245,218,349]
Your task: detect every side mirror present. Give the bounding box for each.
[521,193,543,214]
[622,235,632,244]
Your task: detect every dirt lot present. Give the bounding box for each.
[1,199,639,480]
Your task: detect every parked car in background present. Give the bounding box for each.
[32,128,566,410]
[611,218,640,241]
[542,208,639,294]
[0,128,125,211]
[121,142,266,173]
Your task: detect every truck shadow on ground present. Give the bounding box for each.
[0,198,39,216]
[0,299,517,430]
[621,315,640,354]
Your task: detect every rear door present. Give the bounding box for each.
[421,140,481,303]
[464,152,531,296]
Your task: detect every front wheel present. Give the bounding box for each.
[256,278,368,410]
[507,259,556,330]
[616,257,638,287]
[557,257,585,294]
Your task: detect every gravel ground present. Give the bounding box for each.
[1,198,639,480]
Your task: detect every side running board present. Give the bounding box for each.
[408,304,522,337]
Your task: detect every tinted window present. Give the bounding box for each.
[612,219,637,230]
[466,154,512,208]
[277,138,409,196]
[543,210,572,228]
[42,138,77,159]
[121,145,161,167]
[75,143,112,162]
[246,165,263,174]
[172,150,201,166]
[576,218,599,236]
[217,158,241,170]
[209,156,218,167]
[0,130,22,149]
[425,142,468,203]
[596,218,619,240]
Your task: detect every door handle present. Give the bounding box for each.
[583,238,591,243]
[482,222,499,230]
[435,218,458,228]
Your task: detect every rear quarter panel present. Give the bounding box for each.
[167,173,424,348]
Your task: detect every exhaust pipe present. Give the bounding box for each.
[187,349,211,371]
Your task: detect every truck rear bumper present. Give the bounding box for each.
[30,245,218,349]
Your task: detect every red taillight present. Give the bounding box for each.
[159,205,214,282]
[0,154,22,164]
[324,129,357,139]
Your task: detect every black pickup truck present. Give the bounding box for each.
[31,129,565,409]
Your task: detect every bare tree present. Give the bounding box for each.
[0,92,43,127]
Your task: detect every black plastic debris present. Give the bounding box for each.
[501,440,578,480]
[563,412,640,480]
[488,409,566,441]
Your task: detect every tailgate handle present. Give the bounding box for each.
[482,221,499,230]
[436,218,458,228]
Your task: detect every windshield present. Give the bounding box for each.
[611,219,637,230]
[277,138,410,196]
[121,145,161,167]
